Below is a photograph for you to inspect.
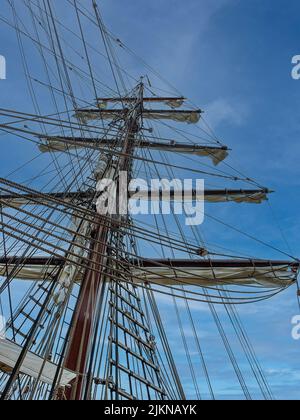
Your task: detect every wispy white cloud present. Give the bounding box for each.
[205,98,250,129]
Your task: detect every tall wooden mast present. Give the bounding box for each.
[63,82,150,400]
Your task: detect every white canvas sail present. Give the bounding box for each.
[0,259,296,288]
[131,264,296,288]
[74,109,202,124]
[38,137,229,166]
[0,339,76,387]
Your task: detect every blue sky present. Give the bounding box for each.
[1,0,300,400]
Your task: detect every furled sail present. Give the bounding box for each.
[0,257,297,288]
[0,339,76,387]
[129,189,271,204]
[0,189,271,208]
[0,191,92,209]
[38,136,229,166]
[131,259,299,288]
[164,98,185,109]
[0,261,61,280]
[96,96,187,109]
[0,257,67,281]
[74,108,202,124]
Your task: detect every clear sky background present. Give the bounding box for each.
[0,0,300,400]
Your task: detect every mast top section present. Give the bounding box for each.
[75,84,200,124]
[75,108,202,125]
[96,96,187,109]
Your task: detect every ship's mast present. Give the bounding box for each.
[63,82,149,400]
